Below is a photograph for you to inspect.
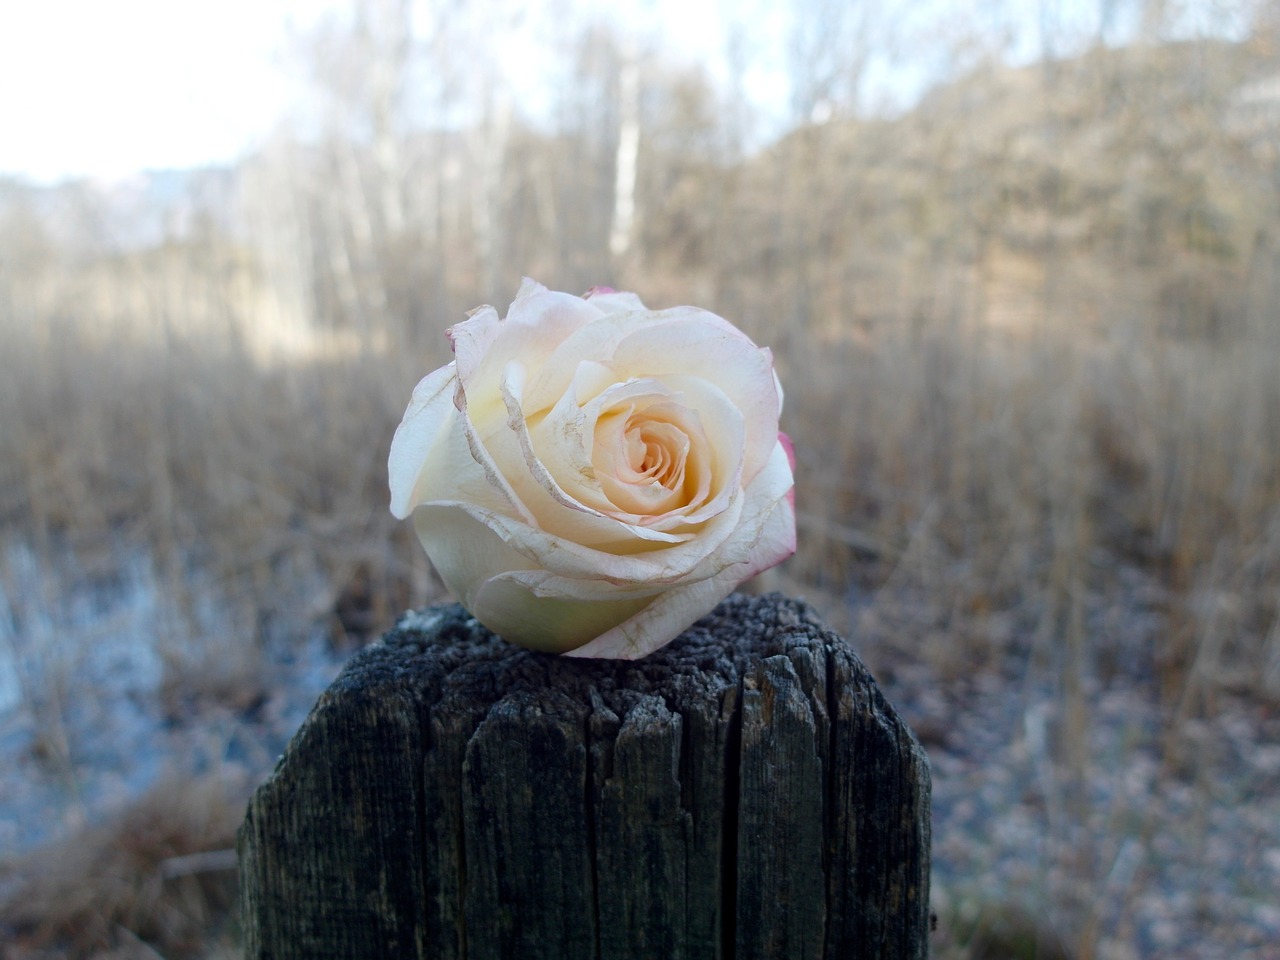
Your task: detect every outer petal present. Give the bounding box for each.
[583,287,647,315]
[493,568,674,603]
[388,364,458,519]
[521,309,679,414]
[389,363,538,526]
[469,489,747,585]
[451,280,604,424]
[470,579,654,653]
[452,436,792,592]
[448,465,797,658]
[411,503,538,612]
[411,504,655,653]
[565,488,797,659]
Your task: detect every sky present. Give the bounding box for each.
[0,1,347,183]
[0,0,740,185]
[0,0,945,185]
[1,0,1247,185]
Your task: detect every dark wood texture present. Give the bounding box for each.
[238,593,931,959]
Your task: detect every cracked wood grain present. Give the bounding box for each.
[238,593,931,959]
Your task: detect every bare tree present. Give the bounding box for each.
[787,0,874,121]
[609,46,641,259]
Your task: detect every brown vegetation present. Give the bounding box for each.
[0,773,246,958]
[1,7,1278,958]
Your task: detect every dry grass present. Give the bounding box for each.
[0,771,247,958]
[3,194,1276,721]
[1,31,1278,958]
[784,319,1280,706]
[0,239,439,704]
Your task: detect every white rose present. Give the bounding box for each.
[388,279,796,659]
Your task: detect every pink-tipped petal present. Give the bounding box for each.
[389,280,794,659]
[388,364,458,519]
[778,432,796,508]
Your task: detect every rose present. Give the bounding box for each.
[388,279,795,659]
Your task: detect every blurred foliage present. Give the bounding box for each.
[2,2,1279,957]
[2,6,1278,706]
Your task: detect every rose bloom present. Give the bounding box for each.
[388,279,795,659]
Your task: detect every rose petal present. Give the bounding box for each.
[521,307,777,484]
[564,486,797,660]
[388,364,457,519]
[779,431,796,508]
[458,437,792,589]
[412,459,795,658]
[449,280,605,435]
[527,373,745,531]
[583,288,647,314]
[489,363,701,546]
[388,360,544,527]
[440,491,744,587]
[390,282,796,660]
[411,503,535,612]
[610,312,780,484]
[471,577,656,653]
[521,310,676,414]
[412,504,660,653]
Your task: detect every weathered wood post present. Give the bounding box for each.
[238,593,931,958]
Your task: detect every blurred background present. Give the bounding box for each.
[2,0,1279,956]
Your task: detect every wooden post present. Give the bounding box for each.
[238,593,931,959]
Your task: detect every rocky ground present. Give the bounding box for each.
[3,552,1278,958]
[835,565,1280,960]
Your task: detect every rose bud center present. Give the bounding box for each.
[594,399,711,520]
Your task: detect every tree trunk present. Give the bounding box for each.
[238,593,931,959]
